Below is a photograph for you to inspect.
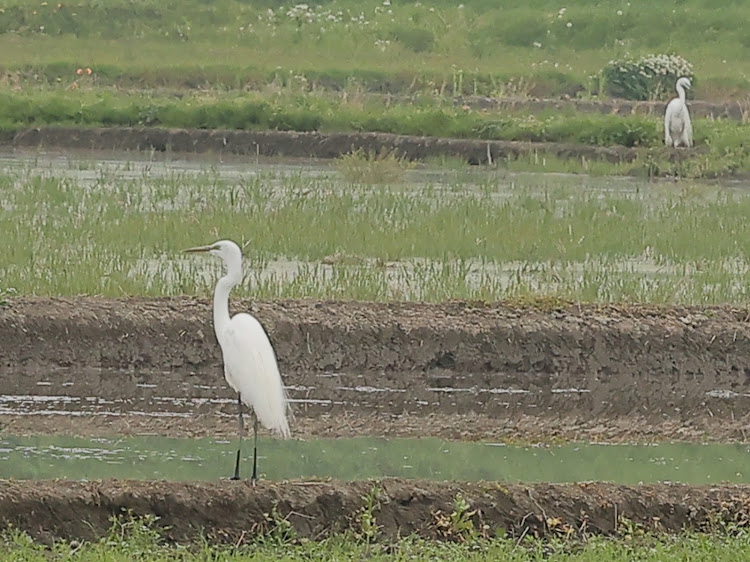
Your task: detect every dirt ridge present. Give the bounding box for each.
[3,298,750,441]
[8,126,673,165]
[1,478,749,543]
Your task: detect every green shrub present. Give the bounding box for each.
[601,54,694,100]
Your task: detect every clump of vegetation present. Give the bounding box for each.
[433,494,488,543]
[336,147,413,184]
[101,512,165,558]
[601,54,694,100]
[0,287,16,307]
[354,486,384,542]
[8,512,750,560]
[260,503,297,545]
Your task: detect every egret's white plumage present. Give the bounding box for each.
[219,312,290,437]
[186,239,289,479]
[664,77,693,148]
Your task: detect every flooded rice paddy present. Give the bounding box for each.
[6,148,750,303]
[3,435,750,485]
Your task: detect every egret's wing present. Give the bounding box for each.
[664,101,675,146]
[684,107,693,147]
[221,313,290,438]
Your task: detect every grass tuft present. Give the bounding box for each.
[336,147,413,184]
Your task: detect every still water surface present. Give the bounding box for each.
[1,436,748,484]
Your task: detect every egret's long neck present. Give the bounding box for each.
[212,254,242,339]
[677,84,686,103]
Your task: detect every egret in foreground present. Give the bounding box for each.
[664,77,693,148]
[185,240,290,481]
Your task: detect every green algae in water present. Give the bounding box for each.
[1,435,748,484]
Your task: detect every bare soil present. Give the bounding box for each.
[3,297,750,443]
[6,126,693,168]
[2,478,750,544]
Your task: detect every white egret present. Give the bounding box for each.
[664,77,693,148]
[185,240,290,481]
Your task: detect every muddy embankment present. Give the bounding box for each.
[2,298,750,442]
[7,126,649,165]
[3,96,743,167]
[3,478,750,544]
[5,96,741,167]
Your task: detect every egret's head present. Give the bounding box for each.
[184,239,242,263]
[677,77,692,90]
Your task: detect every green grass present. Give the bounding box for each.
[0,0,748,179]
[0,89,667,144]
[1,88,750,162]
[4,159,750,304]
[0,0,750,99]
[6,517,750,561]
[0,0,749,167]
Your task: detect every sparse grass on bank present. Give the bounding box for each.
[4,160,750,304]
[0,88,749,152]
[0,89,665,145]
[5,515,750,562]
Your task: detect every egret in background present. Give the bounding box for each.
[185,240,290,481]
[664,77,693,148]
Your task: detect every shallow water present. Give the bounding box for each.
[0,147,703,198]
[1,435,749,484]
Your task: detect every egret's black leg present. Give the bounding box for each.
[231,392,244,480]
[251,413,259,482]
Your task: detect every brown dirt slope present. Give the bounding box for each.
[3,298,750,441]
[1,478,749,544]
[8,126,686,165]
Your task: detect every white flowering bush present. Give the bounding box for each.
[601,54,694,100]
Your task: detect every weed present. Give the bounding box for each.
[616,515,647,541]
[260,503,297,545]
[434,493,487,543]
[102,511,165,557]
[354,485,384,542]
[0,287,16,307]
[0,526,46,555]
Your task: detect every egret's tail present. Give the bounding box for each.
[254,388,291,439]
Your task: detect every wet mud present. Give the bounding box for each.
[6,126,693,167]
[2,478,750,543]
[3,297,750,442]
